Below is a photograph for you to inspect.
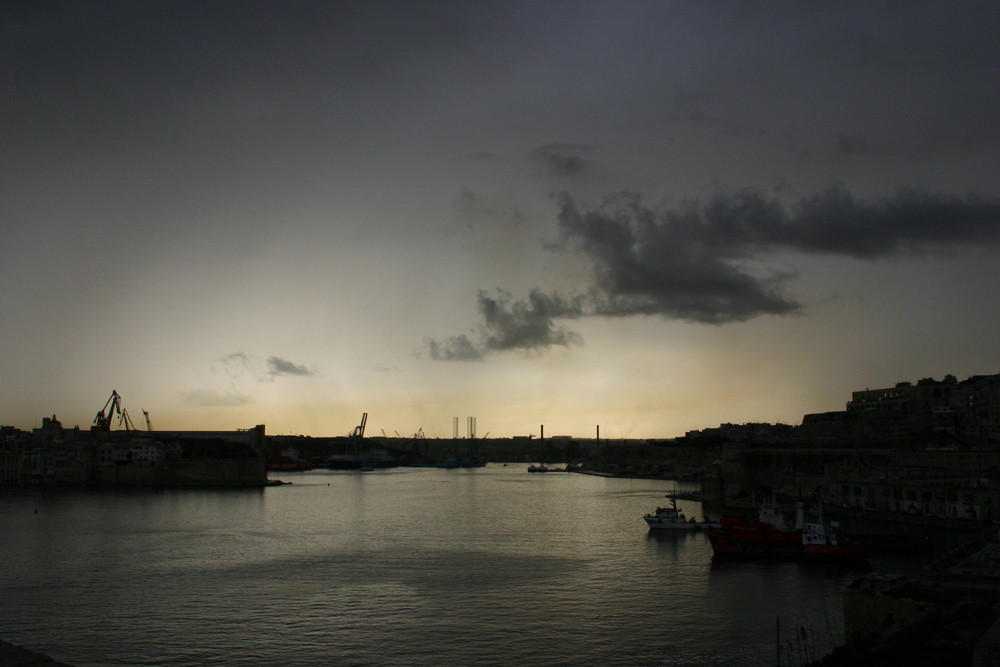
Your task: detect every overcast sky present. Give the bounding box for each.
[4,1,1000,439]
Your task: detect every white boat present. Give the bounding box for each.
[643,497,720,531]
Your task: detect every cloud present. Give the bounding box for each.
[267,356,315,377]
[785,187,1000,258]
[427,334,483,362]
[215,352,315,381]
[427,289,585,361]
[426,185,1000,359]
[554,187,1000,322]
[215,352,256,379]
[479,289,585,351]
[556,192,802,324]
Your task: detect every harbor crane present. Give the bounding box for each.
[142,409,153,431]
[345,412,368,454]
[119,408,139,432]
[349,412,368,439]
[92,390,122,431]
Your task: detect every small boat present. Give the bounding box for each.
[708,500,871,561]
[527,464,549,473]
[643,496,720,531]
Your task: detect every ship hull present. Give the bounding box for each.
[645,517,719,530]
[708,524,871,561]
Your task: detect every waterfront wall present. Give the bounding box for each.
[90,457,267,486]
[0,425,268,487]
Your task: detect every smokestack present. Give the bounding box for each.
[596,425,600,441]
[540,424,544,440]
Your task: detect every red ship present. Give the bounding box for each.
[264,448,313,472]
[708,499,871,561]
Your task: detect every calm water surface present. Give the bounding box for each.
[0,466,897,665]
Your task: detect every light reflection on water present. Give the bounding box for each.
[1,467,889,665]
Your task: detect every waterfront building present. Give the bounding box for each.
[0,419,267,487]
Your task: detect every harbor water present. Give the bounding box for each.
[0,466,902,666]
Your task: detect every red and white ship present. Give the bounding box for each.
[708,499,871,561]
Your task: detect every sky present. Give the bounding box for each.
[4,1,1000,439]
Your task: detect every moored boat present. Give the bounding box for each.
[265,457,313,472]
[265,448,313,471]
[708,500,871,561]
[527,464,548,473]
[643,496,720,531]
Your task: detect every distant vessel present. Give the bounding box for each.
[527,464,548,473]
[265,448,313,472]
[708,500,870,561]
[265,457,313,472]
[643,496,720,531]
[320,449,397,470]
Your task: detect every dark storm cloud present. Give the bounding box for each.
[787,188,1000,258]
[557,187,1000,321]
[478,289,585,351]
[556,192,802,324]
[427,289,584,361]
[428,186,1000,359]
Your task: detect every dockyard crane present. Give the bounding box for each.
[349,412,367,439]
[344,413,368,454]
[119,408,139,432]
[92,390,122,432]
[142,409,153,431]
